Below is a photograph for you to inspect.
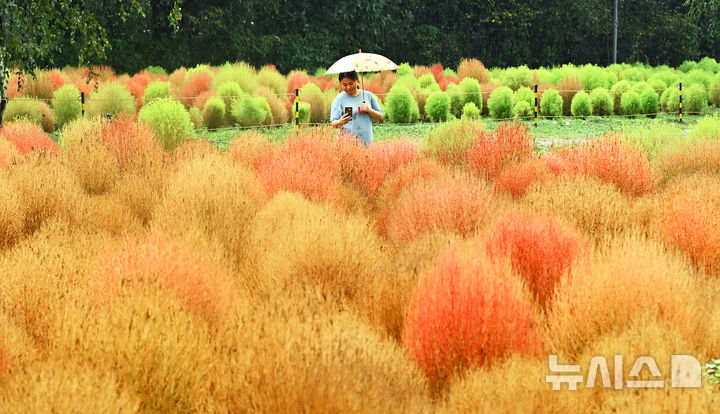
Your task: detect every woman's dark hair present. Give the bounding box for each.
[338,71,359,82]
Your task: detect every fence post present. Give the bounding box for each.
[295,89,299,131]
[81,92,85,117]
[678,82,683,122]
[534,84,539,127]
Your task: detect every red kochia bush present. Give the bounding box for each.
[551,133,655,197]
[485,211,584,309]
[403,246,542,387]
[430,63,445,84]
[0,120,60,156]
[385,171,495,244]
[659,175,720,276]
[466,122,534,180]
[254,128,342,205]
[179,73,212,109]
[494,157,552,198]
[337,137,418,203]
[97,233,238,322]
[100,116,162,170]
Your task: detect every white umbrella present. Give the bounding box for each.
[325,49,398,103]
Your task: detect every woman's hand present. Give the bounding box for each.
[332,113,352,128]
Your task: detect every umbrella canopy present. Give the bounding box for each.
[325,50,398,75]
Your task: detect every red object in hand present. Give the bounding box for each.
[358,102,365,114]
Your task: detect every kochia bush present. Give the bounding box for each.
[487,86,515,120]
[138,97,194,151]
[86,81,136,118]
[570,91,591,117]
[403,246,541,387]
[458,77,483,113]
[385,85,420,124]
[202,97,226,129]
[539,89,563,118]
[620,91,642,116]
[461,102,481,120]
[142,81,173,106]
[231,96,271,127]
[425,92,451,122]
[589,88,613,116]
[52,84,82,130]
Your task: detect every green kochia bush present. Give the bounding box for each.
[217,81,246,125]
[514,101,533,118]
[447,83,464,118]
[461,102,481,120]
[620,91,642,116]
[514,87,534,107]
[458,77,483,113]
[639,89,659,116]
[52,84,82,129]
[487,86,515,119]
[539,89,563,118]
[385,85,420,123]
[589,88,613,116]
[139,97,194,151]
[87,81,136,118]
[4,98,44,126]
[500,65,533,90]
[661,86,680,112]
[425,92,451,122]
[202,97,226,129]
[142,81,173,106]
[189,107,203,129]
[297,102,311,124]
[231,96,271,127]
[570,91,591,117]
[684,85,709,114]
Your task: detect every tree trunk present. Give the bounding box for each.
[0,58,6,128]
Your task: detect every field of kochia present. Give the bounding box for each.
[2,59,720,411]
[4,57,720,136]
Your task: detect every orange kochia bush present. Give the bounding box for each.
[403,246,542,387]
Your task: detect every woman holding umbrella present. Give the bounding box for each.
[330,70,383,146]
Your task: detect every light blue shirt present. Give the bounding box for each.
[330,90,382,145]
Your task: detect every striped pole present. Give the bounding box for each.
[534,84,538,127]
[81,92,85,117]
[678,82,683,122]
[295,89,299,131]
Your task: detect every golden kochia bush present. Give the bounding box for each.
[0,175,23,250]
[152,153,267,270]
[0,360,142,413]
[93,232,241,323]
[658,172,720,277]
[385,171,497,245]
[7,156,84,236]
[227,130,273,167]
[546,235,706,359]
[0,137,22,168]
[228,294,430,413]
[577,314,720,412]
[494,156,552,198]
[441,355,595,414]
[655,139,720,185]
[61,117,120,194]
[0,217,107,333]
[403,246,543,388]
[522,175,655,246]
[247,191,388,299]
[0,311,39,384]
[53,288,224,413]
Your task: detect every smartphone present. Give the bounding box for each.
[344,106,353,117]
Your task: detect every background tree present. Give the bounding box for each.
[0,0,181,126]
